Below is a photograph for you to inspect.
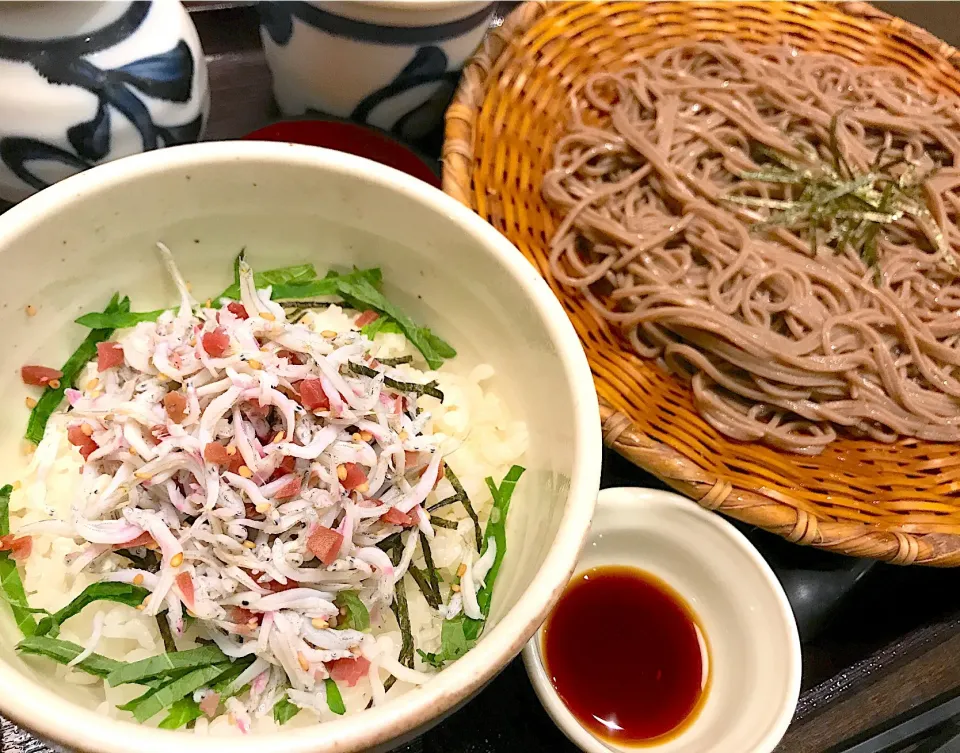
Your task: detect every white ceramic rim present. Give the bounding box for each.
[522,488,802,753]
[0,141,603,753]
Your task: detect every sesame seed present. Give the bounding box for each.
[11,481,21,491]
[359,431,373,442]
[170,552,184,568]
[21,440,35,457]
[142,595,151,606]
[297,652,310,671]
[48,379,61,390]
[456,563,467,578]
[238,465,253,478]
[273,431,284,444]
[243,540,256,549]
[136,604,145,611]
[133,574,145,585]
[134,470,152,480]
[260,311,276,321]
[85,378,99,391]
[352,432,362,442]
[247,618,258,628]
[226,445,237,456]
[80,424,94,436]
[355,482,369,494]
[337,465,347,481]
[227,713,236,726]
[248,359,262,370]
[321,330,337,338]
[451,584,461,593]
[311,618,328,629]
[255,502,270,514]
[24,397,37,409]
[398,431,408,441]
[205,299,212,308]
[25,304,37,317]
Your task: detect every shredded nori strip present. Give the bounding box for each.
[388,542,415,670]
[427,494,459,513]
[444,465,482,552]
[288,308,309,324]
[156,616,177,654]
[403,380,443,400]
[408,565,440,609]
[729,113,954,273]
[114,548,157,571]
[347,362,382,378]
[429,517,458,530]
[278,300,335,310]
[418,530,442,604]
[375,532,402,553]
[392,580,414,670]
[346,362,444,400]
[377,356,414,366]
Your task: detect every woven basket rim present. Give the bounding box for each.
[442,0,960,566]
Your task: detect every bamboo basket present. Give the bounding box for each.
[442,1,960,566]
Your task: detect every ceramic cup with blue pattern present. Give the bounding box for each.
[258,1,496,142]
[0,0,209,203]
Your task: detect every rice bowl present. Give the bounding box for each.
[0,142,601,753]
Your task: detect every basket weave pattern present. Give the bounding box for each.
[443,1,960,565]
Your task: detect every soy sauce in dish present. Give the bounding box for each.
[542,566,709,746]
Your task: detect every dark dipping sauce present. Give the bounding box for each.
[542,566,709,746]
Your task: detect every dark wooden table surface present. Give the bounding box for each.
[2,4,958,751]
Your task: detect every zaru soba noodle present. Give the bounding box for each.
[543,40,960,455]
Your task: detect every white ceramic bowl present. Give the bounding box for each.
[0,142,602,752]
[524,488,801,753]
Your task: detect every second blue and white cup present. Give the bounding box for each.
[257,1,496,141]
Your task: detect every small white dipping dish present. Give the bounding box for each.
[523,488,801,753]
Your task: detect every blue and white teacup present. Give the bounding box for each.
[257,1,495,142]
[0,0,209,204]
